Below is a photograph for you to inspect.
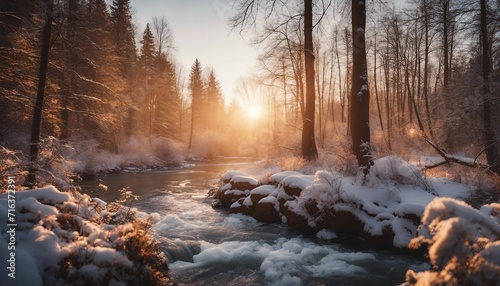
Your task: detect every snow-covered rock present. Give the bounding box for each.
[405,198,500,285]
[217,155,497,251]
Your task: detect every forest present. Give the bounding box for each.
[1,0,500,181]
[0,0,499,285]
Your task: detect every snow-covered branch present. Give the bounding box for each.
[423,137,489,170]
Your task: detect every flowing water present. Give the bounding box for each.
[80,160,428,286]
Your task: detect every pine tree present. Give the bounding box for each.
[138,23,157,140]
[152,55,180,139]
[206,70,224,130]
[110,0,136,79]
[188,59,203,150]
[0,0,39,143]
[42,0,124,151]
[139,24,156,75]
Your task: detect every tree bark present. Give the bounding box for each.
[26,0,54,187]
[302,0,318,160]
[480,0,500,175]
[350,0,373,173]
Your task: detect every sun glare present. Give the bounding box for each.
[248,104,262,119]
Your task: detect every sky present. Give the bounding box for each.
[129,0,258,102]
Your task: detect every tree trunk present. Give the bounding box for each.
[373,31,384,131]
[350,0,373,173]
[302,0,318,160]
[480,0,500,175]
[26,0,54,188]
[423,0,433,137]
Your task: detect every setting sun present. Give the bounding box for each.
[248,104,263,119]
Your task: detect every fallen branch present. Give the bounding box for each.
[423,137,489,170]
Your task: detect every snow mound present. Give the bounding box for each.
[371,156,422,185]
[268,171,303,185]
[221,171,248,183]
[0,185,170,285]
[406,197,500,285]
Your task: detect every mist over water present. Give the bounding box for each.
[81,161,427,285]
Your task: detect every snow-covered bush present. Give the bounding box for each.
[0,146,24,189]
[71,138,119,175]
[150,137,184,163]
[71,136,185,174]
[190,130,237,159]
[369,156,424,186]
[405,198,500,285]
[0,186,173,286]
[118,136,184,168]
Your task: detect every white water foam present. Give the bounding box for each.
[170,237,381,285]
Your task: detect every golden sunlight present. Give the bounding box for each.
[248,104,262,119]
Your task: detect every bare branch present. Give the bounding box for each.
[423,137,490,170]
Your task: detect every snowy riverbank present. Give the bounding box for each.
[213,156,500,285]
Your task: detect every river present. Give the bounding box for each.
[79,160,428,286]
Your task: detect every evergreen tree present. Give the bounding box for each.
[110,0,137,139]
[188,59,203,150]
[110,0,136,79]
[206,70,224,129]
[138,23,156,140]
[152,55,180,139]
[51,0,123,147]
[139,24,156,75]
[0,0,39,143]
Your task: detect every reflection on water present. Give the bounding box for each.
[79,160,427,286]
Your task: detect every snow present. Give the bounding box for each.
[316,229,338,240]
[91,246,133,267]
[268,171,303,185]
[243,196,253,206]
[216,155,499,284]
[420,198,500,239]
[0,185,164,285]
[406,198,500,285]
[259,196,278,204]
[250,185,276,196]
[230,174,260,186]
[0,238,43,286]
[171,237,380,285]
[18,197,60,216]
[13,185,71,203]
[225,156,500,254]
[280,174,314,191]
[370,155,421,185]
[395,203,426,217]
[221,170,248,183]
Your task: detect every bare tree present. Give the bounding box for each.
[26,0,54,187]
[350,0,373,173]
[480,0,500,175]
[152,16,174,56]
[230,0,333,160]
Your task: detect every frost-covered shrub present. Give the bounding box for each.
[0,146,24,190]
[369,156,425,186]
[72,139,120,175]
[306,171,343,208]
[405,198,500,285]
[190,130,232,159]
[0,186,173,286]
[117,136,184,168]
[150,137,184,163]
